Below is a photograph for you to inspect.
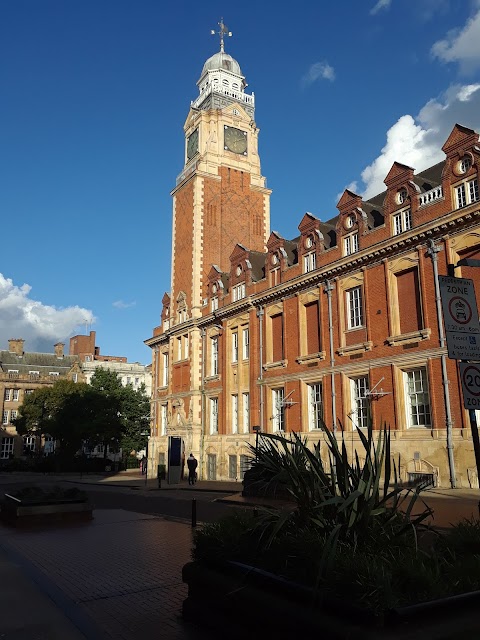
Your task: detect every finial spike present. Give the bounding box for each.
[211,17,232,52]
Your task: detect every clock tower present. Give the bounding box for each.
[170,20,271,320]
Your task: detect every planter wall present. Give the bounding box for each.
[182,560,480,640]
[1,497,93,527]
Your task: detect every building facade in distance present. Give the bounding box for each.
[146,27,480,487]
[0,339,82,458]
[69,331,152,397]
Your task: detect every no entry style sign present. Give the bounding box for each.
[439,276,480,335]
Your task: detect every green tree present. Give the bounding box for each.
[89,368,151,456]
[15,379,125,459]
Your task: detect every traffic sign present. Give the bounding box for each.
[459,362,480,409]
[439,276,480,334]
[446,332,480,360]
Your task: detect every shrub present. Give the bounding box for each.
[8,485,88,504]
[243,422,431,553]
[193,420,446,613]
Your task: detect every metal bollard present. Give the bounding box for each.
[191,498,197,528]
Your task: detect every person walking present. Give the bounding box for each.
[187,453,198,485]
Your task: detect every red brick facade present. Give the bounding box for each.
[148,110,480,486]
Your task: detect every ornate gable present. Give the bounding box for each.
[298,213,324,256]
[161,293,171,323]
[383,162,418,215]
[442,124,478,157]
[298,212,320,234]
[230,244,250,285]
[336,189,362,214]
[384,162,415,189]
[336,190,365,236]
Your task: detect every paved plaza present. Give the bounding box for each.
[0,509,206,639]
[0,470,480,639]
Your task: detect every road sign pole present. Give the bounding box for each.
[468,409,480,487]
[468,409,480,517]
[459,360,480,513]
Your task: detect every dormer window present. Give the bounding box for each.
[271,254,279,266]
[344,214,356,230]
[393,208,412,236]
[211,283,220,311]
[236,265,242,276]
[344,233,359,256]
[303,252,316,273]
[232,283,246,301]
[305,236,313,249]
[396,189,408,205]
[455,178,479,208]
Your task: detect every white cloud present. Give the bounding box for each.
[0,273,95,352]
[431,9,480,73]
[370,0,392,16]
[112,300,136,309]
[358,83,480,199]
[301,61,335,87]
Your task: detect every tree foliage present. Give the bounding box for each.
[15,368,150,457]
[88,368,151,454]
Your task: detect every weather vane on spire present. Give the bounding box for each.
[211,18,232,52]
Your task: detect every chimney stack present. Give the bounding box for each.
[8,339,25,356]
[54,342,65,358]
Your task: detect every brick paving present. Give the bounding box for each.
[0,510,207,639]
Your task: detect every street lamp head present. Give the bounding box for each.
[456,258,480,269]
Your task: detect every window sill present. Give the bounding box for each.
[337,342,373,357]
[394,427,433,439]
[386,328,431,346]
[297,351,326,364]
[204,375,220,383]
[157,385,168,391]
[263,360,288,371]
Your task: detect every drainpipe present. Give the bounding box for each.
[257,307,264,434]
[324,280,337,433]
[427,238,457,488]
[199,328,206,481]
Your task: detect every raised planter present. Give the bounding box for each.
[1,490,93,527]
[182,560,480,639]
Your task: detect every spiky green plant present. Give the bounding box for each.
[246,420,432,561]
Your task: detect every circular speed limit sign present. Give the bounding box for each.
[460,362,480,408]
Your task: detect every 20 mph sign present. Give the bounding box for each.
[460,362,480,409]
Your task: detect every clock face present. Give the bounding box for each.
[224,126,247,155]
[187,129,199,160]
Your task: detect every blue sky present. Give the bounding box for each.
[1,0,480,364]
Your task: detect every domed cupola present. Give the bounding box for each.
[191,19,255,119]
[201,51,242,78]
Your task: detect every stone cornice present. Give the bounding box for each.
[146,206,480,348]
